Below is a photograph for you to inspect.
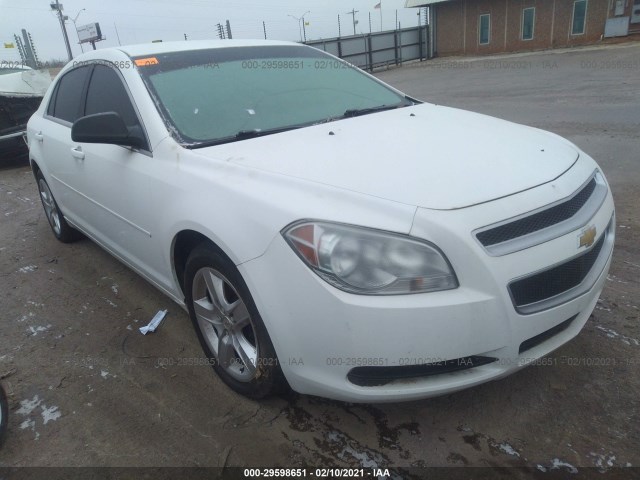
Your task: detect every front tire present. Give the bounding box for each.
[184,244,286,399]
[36,170,81,243]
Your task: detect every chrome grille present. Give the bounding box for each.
[508,217,614,315]
[475,171,607,256]
[477,178,596,246]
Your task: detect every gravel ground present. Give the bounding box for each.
[0,42,639,476]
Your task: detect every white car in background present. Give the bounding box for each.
[27,40,614,402]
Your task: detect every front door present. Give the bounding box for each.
[68,64,165,285]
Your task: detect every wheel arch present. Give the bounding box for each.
[171,229,236,301]
[30,158,41,178]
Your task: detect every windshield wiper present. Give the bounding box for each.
[234,125,301,140]
[342,104,405,118]
[189,124,307,149]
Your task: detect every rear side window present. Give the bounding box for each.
[85,65,139,128]
[49,66,91,123]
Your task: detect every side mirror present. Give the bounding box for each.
[71,112,145,149]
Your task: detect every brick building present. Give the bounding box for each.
[406,0,640,57]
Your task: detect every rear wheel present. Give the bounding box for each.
[36,171,81,243]
[184,245,287,399]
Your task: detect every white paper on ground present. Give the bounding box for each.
[139,310,168,335]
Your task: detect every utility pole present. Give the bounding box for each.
[14,35,26,66]
[263,21,267,39]
[226,20,233,39]
[338,14,342,37]
[346,9,359,36]
[50,0,73,61]
[21,29,37,68]
[216,23,226,39]
[28,32,40,67]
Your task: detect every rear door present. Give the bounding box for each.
[39,65,92,218]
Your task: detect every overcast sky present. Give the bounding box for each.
[1,0,423,62]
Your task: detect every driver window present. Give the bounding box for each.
[85,64,148,150]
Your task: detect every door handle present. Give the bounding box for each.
[71,146,85,160]
[34,131,44,142]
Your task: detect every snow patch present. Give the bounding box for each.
[20,419,36,430]
[606,274,628,284]
[18,312,36,322]
[596,326,640,346]
[18,265,38,273]
[104,298,118,308]
[550,458,578,474]
[589,451,616,472]
[327,431,382,469]
[28,325,52,337]
[17,395,43,415]
[41,404,62,424]
[499,442,520,457]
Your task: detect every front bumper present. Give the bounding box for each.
[239,162,615,403]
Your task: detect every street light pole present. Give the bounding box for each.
[288,11,310,43]
[287,15,302,42]
[71,9,86,53]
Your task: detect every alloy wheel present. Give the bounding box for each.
[191,267,258,382]
[38,179,61,236]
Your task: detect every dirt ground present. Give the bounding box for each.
[0,43,639,476]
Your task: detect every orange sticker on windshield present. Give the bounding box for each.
[135,57,159,67]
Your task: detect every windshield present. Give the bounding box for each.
[133,45,411,147]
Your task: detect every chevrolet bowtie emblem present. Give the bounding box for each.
[579,226,597,249]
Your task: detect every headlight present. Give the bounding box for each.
[282,221,458,295]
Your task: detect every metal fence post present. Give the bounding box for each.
[425,25,430,59]
[394,30,399,66]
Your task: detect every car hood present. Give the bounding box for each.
[196,103,578,210]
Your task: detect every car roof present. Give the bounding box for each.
[116,39,299,57]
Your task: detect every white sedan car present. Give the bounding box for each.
[27,40,615,402]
